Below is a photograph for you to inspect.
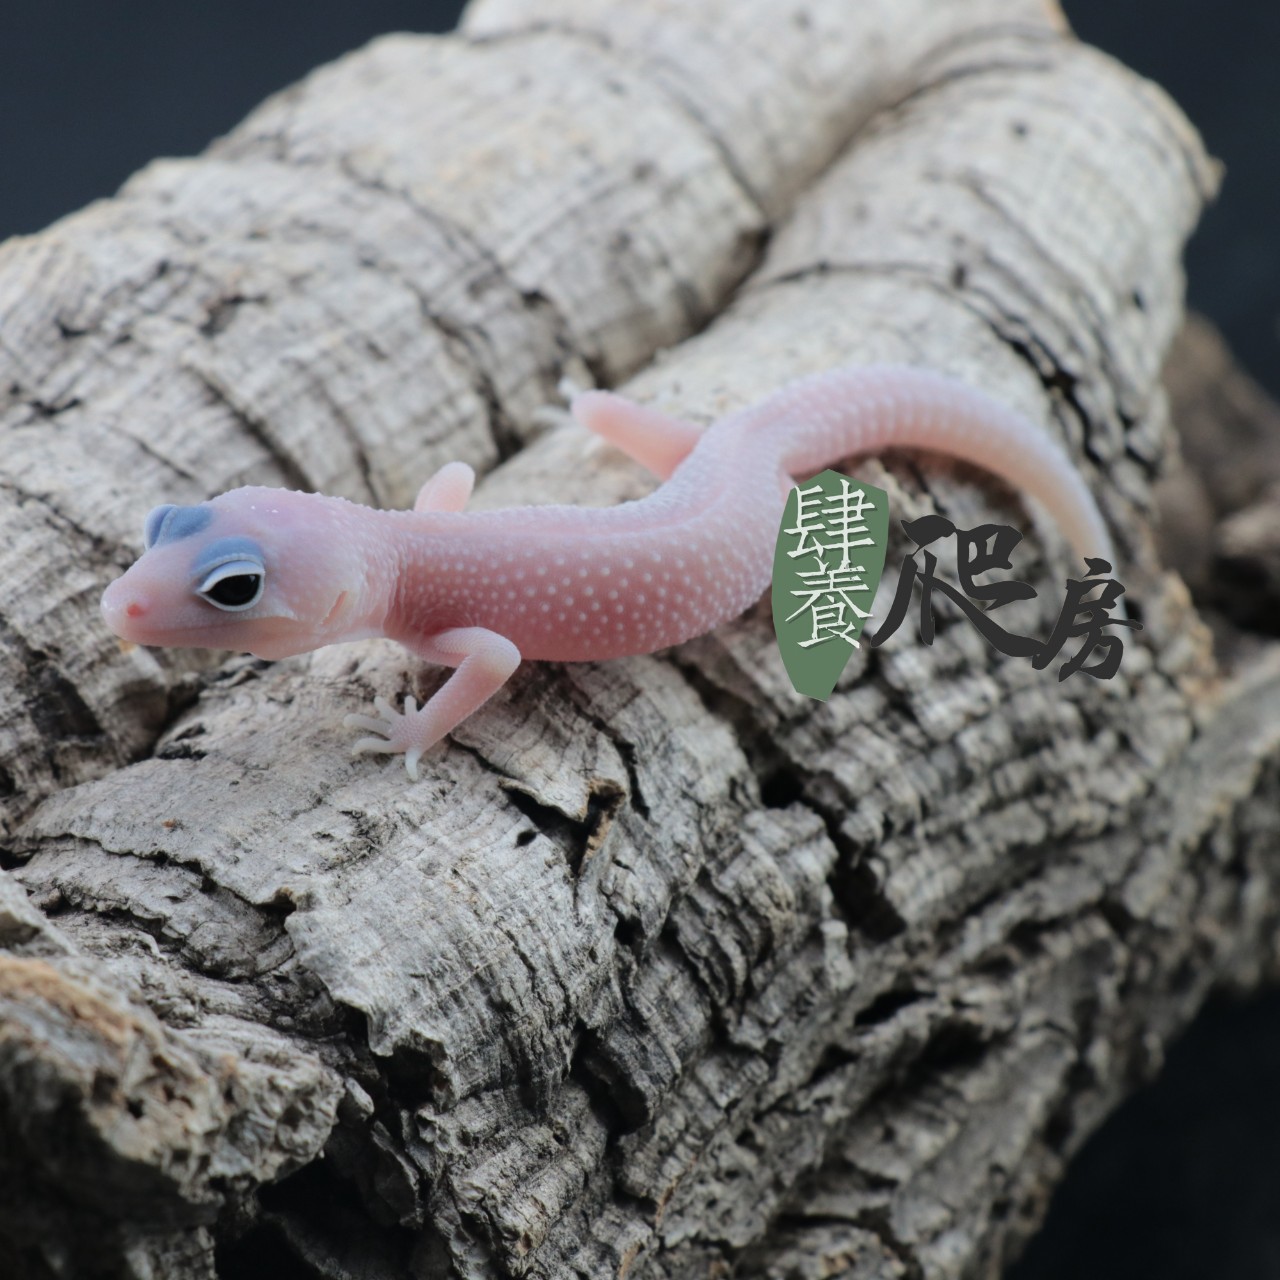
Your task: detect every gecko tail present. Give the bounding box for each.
[757,365,1118,570]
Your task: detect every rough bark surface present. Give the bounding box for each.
[2,4,1266,1280]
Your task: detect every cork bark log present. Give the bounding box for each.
[2,3,1269,1279]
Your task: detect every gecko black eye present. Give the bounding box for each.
[197,559,265,611]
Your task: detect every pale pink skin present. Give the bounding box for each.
[101,365,1115,779]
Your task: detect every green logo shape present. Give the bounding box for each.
[772,471,890,700]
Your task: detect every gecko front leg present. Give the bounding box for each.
[414,461,476,513]
[345,627,521,779]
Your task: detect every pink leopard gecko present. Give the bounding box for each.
[101,365,1115,779]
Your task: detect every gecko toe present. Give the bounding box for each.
[344,713,391,733]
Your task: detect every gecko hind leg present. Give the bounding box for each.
[414,461,476,513]
[345,627,520,780]
[571,390,702,480]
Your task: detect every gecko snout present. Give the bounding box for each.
[101,579,151,638]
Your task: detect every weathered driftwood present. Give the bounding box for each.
[5,2,1272,1278]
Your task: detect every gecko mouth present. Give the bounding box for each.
[100,609,237,651]
[100,581,297,654]
[105,616,308,658]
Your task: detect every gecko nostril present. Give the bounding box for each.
[125,601,146,619]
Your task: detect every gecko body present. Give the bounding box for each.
[102,365,1116,777]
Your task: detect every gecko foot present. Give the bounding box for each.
[345,694,436,780]
[344,630,520,783]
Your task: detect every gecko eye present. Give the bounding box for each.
[197,559,265,611]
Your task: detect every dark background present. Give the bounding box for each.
[2,2,1277,400]
[2,3,1277,1276]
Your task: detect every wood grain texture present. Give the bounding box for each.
[4,3,1268,1279]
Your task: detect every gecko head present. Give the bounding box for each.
[101,488,380,660]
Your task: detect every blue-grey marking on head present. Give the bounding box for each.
[191,536,266,579]
[144,503,213,549]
